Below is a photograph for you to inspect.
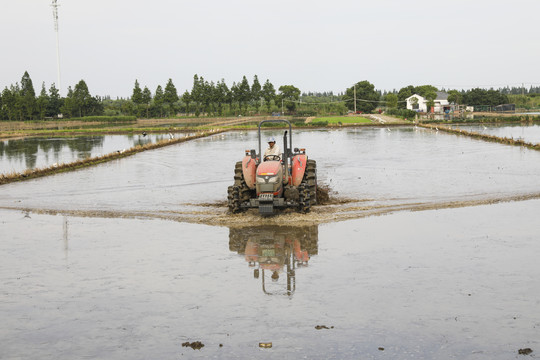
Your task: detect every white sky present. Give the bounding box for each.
[1,0,539,97]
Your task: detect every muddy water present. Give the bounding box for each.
[0,134,174,174]
[1,128,540,223]
[453,124,540,144]
[1,199,539,359]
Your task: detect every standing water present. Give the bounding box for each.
[1,127,540,359]
[0,133,176,175]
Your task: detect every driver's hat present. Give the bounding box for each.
[267,136,276,143]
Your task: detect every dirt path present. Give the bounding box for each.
[366,114,406,124]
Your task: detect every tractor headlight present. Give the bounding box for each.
[256,175,279,184]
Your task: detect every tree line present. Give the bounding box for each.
[0,71,533,121]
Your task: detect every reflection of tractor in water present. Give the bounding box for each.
[227,119,317,215]
[229,226,318,296]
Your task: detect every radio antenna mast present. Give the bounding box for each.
[51,0,61,93]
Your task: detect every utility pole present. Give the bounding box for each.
[354,84,357,114]
[51,0,61,94]
[281,98,284,116]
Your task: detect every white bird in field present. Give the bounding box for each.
[169,133,174,139]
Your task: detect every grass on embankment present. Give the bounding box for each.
[311,116,372,125]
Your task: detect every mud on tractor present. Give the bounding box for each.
[227,119,317,215]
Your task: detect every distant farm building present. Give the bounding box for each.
[406,92,450,113]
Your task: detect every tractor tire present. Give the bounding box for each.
[228,161,252,213]
[227,185,241,213]
[306,159,317,205]
[298,181,311,213]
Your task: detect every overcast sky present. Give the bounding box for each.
[1,0,539,97]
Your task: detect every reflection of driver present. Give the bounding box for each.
[264,137,281,161]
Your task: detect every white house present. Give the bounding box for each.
[406,92,450,113]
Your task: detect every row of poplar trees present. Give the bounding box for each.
[0,71,103,121]
[129,74,283,118]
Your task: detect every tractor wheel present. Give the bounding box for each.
[228,161,252,213]
[227,185,241,213]
[306,159,317,205]
[298,181,311,213]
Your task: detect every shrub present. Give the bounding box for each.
[385,108,416,119]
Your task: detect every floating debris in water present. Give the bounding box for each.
[182,341,204,350]
[315,325,334,330]
[259,342,272,348]
[518,348,533,355]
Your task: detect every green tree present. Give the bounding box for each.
[447,90,463,105]
[277,85,301,113]
[344,80,379,113]
[237,76,251,113]
[36,82,49,119]
[73,80,92,117]
[230,82,240,114]
[2,87,16,120]
[142,86,152,118]
[61,86,75,118]
[251,75,262,113]
[20,71,36,119]
[181,90,191,115]
[132,80,143,105]
[415,85,438,98]
[215,80,229,116]
[200,79,212,115]
[190,74,203,116]
[384,93,398,109]
[47,83,62,117]
[163,78,179,116]
[154,85,164,117]
[262,79,276,113]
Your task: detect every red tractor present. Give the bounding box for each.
[227,120,317,215]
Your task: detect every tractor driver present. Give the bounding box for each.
[263,137,281,161]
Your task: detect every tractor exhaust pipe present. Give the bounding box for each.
[283,130,289,183]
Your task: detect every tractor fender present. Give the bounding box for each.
[291,154,307,186]
[242,155,257,189]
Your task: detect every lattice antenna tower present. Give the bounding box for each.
[51,0,61,93]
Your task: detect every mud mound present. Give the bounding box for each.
[316,184,330,204]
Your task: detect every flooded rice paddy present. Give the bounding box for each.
[0,133,178,175]
[452,124,540,145]
[1,127,540,222]
[1,127,540,359]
